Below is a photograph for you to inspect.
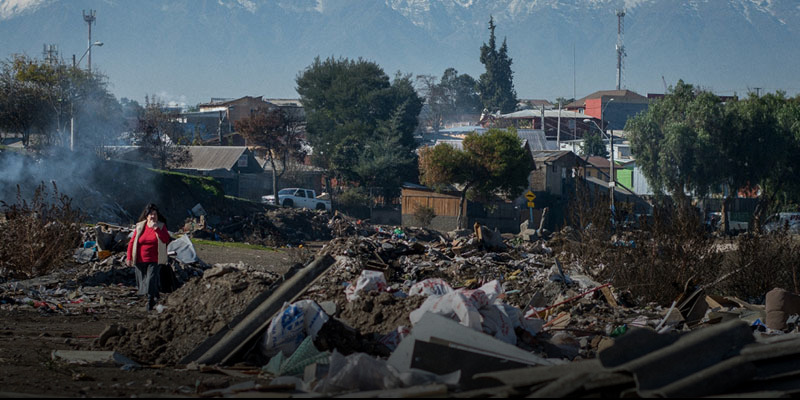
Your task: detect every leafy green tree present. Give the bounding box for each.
[629,80,800,232]
[580,131,608,158]
[477,16,517,114]
[0,55,121,151]
[0,60,50,147]
[726,93,800,228]
[235,107,307,205]
[440,68,481,117]
[419,128,531,228]
[627,81,720,209]
[353,103,417,199]
[296,56,422,192]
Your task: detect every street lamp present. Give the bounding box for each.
[75,41,103,72]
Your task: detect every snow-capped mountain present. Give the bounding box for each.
[0,0,797,105]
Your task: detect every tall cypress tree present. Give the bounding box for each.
[478,16,517,114]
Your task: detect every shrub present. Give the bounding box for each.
[334,187,371,219]
[0,182,83,279]
[714,232,800,302]
[414,204,436,227]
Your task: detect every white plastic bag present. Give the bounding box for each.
[261,300,329,358]
[344,270,388,301]
[408,280,504,331]
[409,278,453,297]
[480,303,518,344]
[408,280,541,345]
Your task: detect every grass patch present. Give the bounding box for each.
[225,195,258,203]
[191,238,279,252]
[151,169,224,198]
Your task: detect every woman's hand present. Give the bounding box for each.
[126,258,132,267]
[146,210,158,228]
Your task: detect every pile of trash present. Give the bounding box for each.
[0,222,208,316]
[157,215,800,397]
[72,223,208,289]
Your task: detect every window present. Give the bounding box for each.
[237,154,248,168]
[278,189,294,195]
[306,190,314,198]
[297,190,306,198]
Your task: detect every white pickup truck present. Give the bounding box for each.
[262,188,331,211]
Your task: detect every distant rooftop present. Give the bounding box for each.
[565,90,648,109]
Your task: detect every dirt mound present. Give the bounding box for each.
[339,292,425,336]
[109,264,280,365]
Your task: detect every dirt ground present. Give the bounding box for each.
[192,241,324,276]
[0,242,305,397]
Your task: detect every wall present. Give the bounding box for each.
[402,214,460,232]
[237,171,323,202]
[584,98,603,120]
[401,188,464,218]
[603,103,649,130]
[401,188,522,233]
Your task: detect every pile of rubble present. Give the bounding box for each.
[164,217,800,396]
[7,207,800,397]
[183,208,334,247]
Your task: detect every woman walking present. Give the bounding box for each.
[126,204,170,311]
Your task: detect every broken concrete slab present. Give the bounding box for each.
[51,350,139,368]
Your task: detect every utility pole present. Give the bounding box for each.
[556,101,562,149]
[615,9,626,91]
[83,10,96,73]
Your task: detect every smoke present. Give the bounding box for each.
[0,147,135,224]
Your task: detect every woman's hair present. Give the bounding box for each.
[138,203,167,224]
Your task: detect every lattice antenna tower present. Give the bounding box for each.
[83,9,96,72]
[615,9,626,90]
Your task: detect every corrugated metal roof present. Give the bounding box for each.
[179,146,248,171]
[433,139,464,149]
[530,150,573,163]
[587,156,611,168]
[439,125,486,134]
[500,109,587,119]
[518,130,557,151]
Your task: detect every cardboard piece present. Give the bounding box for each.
[766,288,800,330]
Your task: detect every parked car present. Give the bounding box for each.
[763,212,800,234]
[261,188,331,211]
[704,212,748,234]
